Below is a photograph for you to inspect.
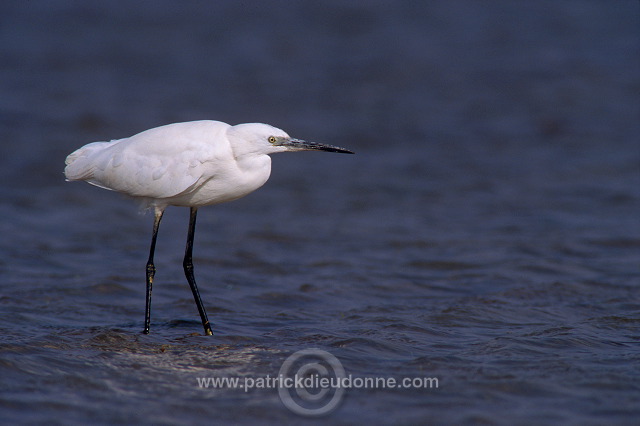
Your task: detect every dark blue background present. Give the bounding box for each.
[1,1,638,423]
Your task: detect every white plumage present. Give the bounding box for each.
[66,120,295,208]
[64,119,353,335]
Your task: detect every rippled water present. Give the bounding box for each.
[1,1,639,424]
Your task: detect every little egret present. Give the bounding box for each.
[64,120,353,335]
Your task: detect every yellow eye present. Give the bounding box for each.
[268,136,277,144]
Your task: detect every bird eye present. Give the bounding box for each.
[268,136,277,144]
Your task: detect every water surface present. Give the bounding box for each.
[1,1,638,424]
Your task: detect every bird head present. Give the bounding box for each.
[228,123,354,156]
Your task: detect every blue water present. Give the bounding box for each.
[1,1,639,424]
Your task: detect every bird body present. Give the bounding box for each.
[65,120,290,209]
[64,119,353,335]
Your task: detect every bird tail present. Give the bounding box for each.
[64,141,113,181]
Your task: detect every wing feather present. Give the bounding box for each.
[64,121,231,200]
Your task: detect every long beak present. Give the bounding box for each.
[281,138,354,154]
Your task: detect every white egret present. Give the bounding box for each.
[64,120,353,335]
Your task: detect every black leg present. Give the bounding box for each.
[144,207,164,334]
[183,207,213,336]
